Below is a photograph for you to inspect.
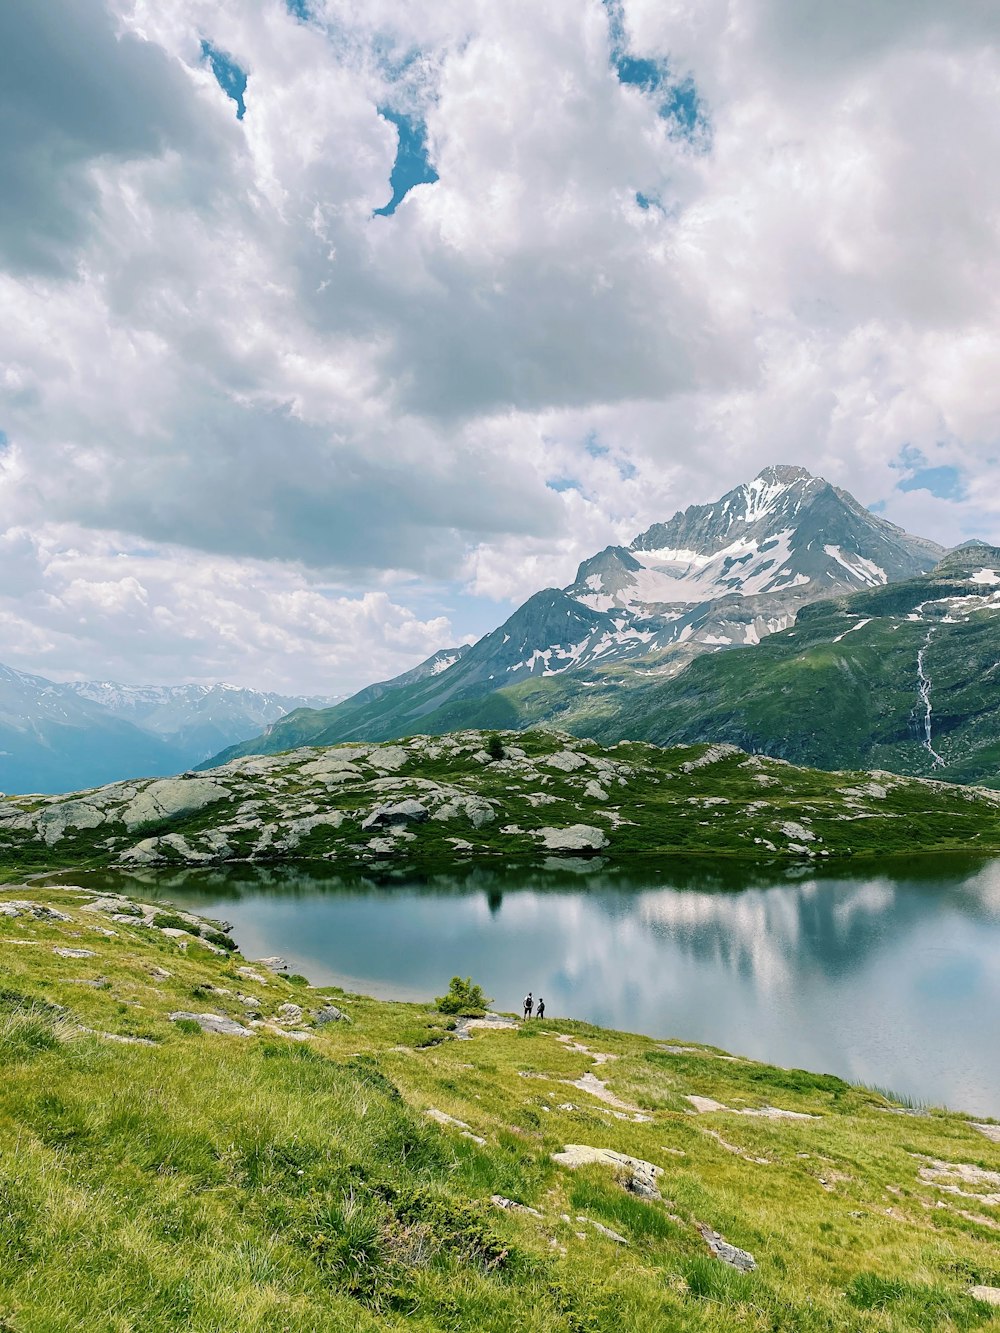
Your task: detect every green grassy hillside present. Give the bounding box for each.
[1,882,999,1331]
[3,730,1000,872]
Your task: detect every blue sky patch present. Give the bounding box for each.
[602,0,709,144]
[546,477,583,494]
[892,445,966,500]
[373,108,438,217]
[201,41,247,121]
[285,0,310,19]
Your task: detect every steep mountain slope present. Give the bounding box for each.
[211,466,942,763]
[0,668,338,794]
[592,544,1000,787]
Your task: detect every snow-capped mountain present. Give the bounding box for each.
[208,466,945,761]
[557,465,943,664]
[0,669,339,794]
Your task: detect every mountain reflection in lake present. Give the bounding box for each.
[69,856,1000,1116]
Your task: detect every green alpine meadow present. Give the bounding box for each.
[1,881,999,1331]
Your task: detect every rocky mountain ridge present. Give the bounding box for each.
[210,466,943,764]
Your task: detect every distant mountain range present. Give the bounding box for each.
[0,670,338,794]
[211,465,994,779]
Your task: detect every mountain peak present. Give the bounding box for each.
[753,464,817,486]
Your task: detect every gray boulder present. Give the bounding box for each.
[538,824,609,851]
[314,1004,350,1024]
[361,799,429,831]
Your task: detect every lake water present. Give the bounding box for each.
[65,855,1000,1117]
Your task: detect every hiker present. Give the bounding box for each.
[523,991,533,1020]
[536,997,545,1020]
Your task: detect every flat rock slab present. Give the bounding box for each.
[454,1014,519,1039]
[687,1094,817,1120]
[169,1011,254,1037]
[551,1145,662,1199]
[972,1123,1000,1144]
[53,947,95,959]
[568,1071,649,1118]
[695,1221,757,1272]
[253,957,288,972]
[972,1286,1000,1306]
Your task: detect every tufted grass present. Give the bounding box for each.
[0,882,998,1331]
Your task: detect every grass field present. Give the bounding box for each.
[1,881,999,1330]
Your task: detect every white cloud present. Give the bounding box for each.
[0,0,997,690]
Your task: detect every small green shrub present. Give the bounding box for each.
[435,976,492,1016]
[486,733,505,761]
[152,912,191,933]
[200,927,237,952]
[285,973,309,987]
[172,1018,202,1036]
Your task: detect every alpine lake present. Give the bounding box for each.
[56,853,1000,1118]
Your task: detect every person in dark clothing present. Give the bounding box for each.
[523,992,533,1019]
[536,997,545,1020]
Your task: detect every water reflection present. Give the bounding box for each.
[64,856,1000,1116]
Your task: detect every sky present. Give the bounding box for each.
[1,0,999,696]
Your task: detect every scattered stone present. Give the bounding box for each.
[916,1157,1000,1205]
[702,1128,771,1165]
[276,1003,304,1025]
[694,1221,757,1272]
[53,947,95,959]
[88,1030,157,1047]
[551,1145,662,1199]
[148,967,172,980]
[582,1217,628,1244]
[491,1195,543,1218]
[538,825,608,852]
[425,1108,486,1145]
[254,957,288,973]
[584,781,609,801]
[168,1012,254,1037]
[554,1034,616,1064]
[315,1004,349,1024]
[65,977,110,989]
